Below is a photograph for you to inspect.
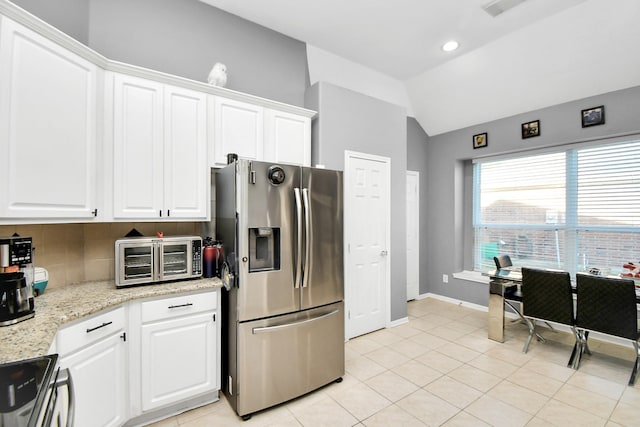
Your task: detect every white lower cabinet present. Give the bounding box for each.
[53,290,220,427]
[140,311,217,410]
[138,291,219,411]
[57,307,128,427]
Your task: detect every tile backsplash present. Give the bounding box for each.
[0,222,202,289]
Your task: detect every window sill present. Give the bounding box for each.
[452,270,489,284]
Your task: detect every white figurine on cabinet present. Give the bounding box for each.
[207,62,228,87]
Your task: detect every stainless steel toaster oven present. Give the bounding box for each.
[115,236,202,287]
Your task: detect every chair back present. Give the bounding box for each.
[575,274,638,341]
[521,267,574,325]
[494,255,513,270]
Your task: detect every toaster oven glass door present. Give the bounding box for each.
[121,244,154,285]
[160,242,191,281]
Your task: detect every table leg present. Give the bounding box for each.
[488,292,505,342]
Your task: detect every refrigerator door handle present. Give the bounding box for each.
[294,188,303,289]
[302,188,311,288]
[251,309,339,334]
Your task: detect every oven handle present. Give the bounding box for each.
[56,368,75,427]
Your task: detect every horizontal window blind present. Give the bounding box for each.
[477,152,566,225]
[577,141,640,227]
[474,139,640,275]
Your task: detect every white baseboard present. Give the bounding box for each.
[388,316,409,328]
[420,292,488,313]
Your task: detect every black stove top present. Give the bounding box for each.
[0,354,58,427]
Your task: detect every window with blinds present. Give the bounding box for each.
[473,139,640,275]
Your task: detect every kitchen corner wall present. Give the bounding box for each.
[406,117,429,296]
[0,222,201,289]
[305,81,408,322]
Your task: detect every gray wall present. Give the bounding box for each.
[305,82,408,322]
[88,0,308,106]
[406,118,429,295]
[420,84,640,307]
[11,0,89,43]
[12,0,309,107]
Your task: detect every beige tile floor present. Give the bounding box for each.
[149,297,640,426]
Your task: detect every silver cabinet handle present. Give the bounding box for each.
[380,250,388,256]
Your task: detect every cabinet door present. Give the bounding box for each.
[0,17,98,219]
[212,96,263,167]
[141,311,216,411]
[163,85,209,219]
[112,73,164,219]
[59,333,128,427]
[264,109,311,166]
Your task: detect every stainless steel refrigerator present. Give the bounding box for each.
[215,159,344,420]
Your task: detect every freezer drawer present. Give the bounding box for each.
[234,301,344,417]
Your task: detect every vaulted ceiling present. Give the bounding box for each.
[200,0,640,136]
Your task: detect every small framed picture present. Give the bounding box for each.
[473,132,488,149]
[581,105,605,127]
[521,120,540,139]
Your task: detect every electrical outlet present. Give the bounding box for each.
[442,274,449,283]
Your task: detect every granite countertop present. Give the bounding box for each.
[0,277,223,364]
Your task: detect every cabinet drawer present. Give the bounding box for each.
[141,291,216,323]
[57,306,126,355]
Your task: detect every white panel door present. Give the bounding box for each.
[212,97,263,167]
[112,73,164,219]
[163,85,208,219]
[141,312,216,411]
[264,109,311,166]
[406,171,420,301]
[345,151,390,339]
[0,17,98,219]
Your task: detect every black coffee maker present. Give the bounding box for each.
[0,236,35,326]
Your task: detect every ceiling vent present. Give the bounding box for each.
[482,0,528,17]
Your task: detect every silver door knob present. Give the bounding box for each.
[380,250,388,256]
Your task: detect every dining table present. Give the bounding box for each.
[486,268,640,343]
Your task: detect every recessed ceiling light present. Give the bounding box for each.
[442,41,459,52]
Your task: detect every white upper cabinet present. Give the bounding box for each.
[0,16,99,220]
[164,85,209,219]
[210,96,313,168]
[264,109,311,166]
[110,73,209,221]
[211,96,264,167]
[0,3,316,224]
[111,73,164,219]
